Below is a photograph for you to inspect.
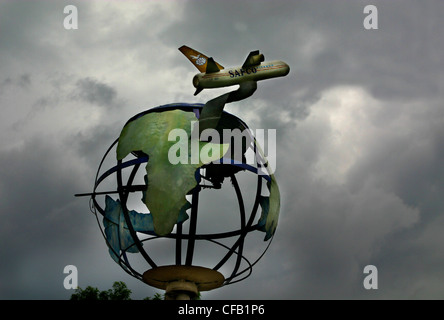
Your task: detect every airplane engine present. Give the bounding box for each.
[245,54,264,68]
[193,75,200,88]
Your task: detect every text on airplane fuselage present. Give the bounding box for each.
[229,67,258,78]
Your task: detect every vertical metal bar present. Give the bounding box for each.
[182,106,202,266]
[175,222,183,265]
[227,174,246,280]
[185,171,200,266]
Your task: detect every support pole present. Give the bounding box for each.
[165,280,198,300]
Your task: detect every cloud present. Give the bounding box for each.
[1,0,444,300]
[71,77,119,108]
[244,85,423,299]
[0,134,93,297]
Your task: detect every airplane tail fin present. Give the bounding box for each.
[179,45,224,73]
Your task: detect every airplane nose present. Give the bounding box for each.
[283,63,290,76]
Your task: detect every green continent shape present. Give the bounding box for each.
[116,109,228,236]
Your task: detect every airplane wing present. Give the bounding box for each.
[178,45,224,73]
[242,50,265,69]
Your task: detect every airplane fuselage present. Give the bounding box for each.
[193,60,290,90]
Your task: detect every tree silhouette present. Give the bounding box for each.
[70,281,163,300]
[70,281,202,300]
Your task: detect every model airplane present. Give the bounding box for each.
[179,45,290,96]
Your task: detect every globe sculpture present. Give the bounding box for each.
[78,103,280,299]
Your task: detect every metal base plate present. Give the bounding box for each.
[143,265,225,292]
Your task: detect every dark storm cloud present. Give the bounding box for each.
[1,0,444,300]
[164,0,444,132]
[0,74,31,89]
[0,135,94,298]
[72,77,119,107]
[0,74,31,97]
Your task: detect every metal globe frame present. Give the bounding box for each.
[83,103,275,297]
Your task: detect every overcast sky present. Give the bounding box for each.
[1,0,444,300]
